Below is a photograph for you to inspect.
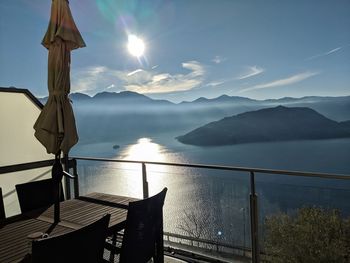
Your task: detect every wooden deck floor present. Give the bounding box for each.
[0,192,138,263]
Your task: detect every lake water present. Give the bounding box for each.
[71,135,350,246]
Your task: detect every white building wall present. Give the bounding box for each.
[0,91,52,216]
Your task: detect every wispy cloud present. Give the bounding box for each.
[236,66,264,80]
[206,80,225,87]
[72,61,206,95]
[125,61,206,94]
[212,55,227,64]
[71,66,122,95]
[127,69,143,76]
[182,61,205,77]
[106,84,115,90]
[239,71,319,93]
[306,46,343,61]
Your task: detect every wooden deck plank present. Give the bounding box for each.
[39,193,137,231]
[0,193,139,262]
[0,219,73,263]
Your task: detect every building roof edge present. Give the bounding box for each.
[0,87,43,109]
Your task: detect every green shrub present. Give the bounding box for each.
[264,207,350,263]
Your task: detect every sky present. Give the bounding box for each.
[0,0,349,103]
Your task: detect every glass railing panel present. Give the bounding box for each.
[256,173,350,262]
[76,160,144,198]
[75,159,350,262]
[75,160,252,261]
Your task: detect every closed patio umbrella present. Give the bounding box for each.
[34,0,85,222]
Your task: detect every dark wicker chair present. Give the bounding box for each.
[0,187,5,220]
[15,179,64,213]
[31,214,110,263]
[106,188,167,263]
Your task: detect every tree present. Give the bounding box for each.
[177,210,212,240]
[264,207,350,263]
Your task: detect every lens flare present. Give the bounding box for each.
[127,34,145,57]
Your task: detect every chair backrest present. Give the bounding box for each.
[32,214,110,263]
[120,187,167,263]
[0,187,5,220]
[15,178,64,213]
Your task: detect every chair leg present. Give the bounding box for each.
[154,215,164,263]
[109,234,117,263]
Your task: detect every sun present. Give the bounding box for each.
[127,34,145,57]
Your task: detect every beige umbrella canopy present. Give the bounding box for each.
[34,0,85,222]
[34,0,85,155]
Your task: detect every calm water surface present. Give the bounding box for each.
[72,136,350,245]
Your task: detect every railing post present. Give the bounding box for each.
[249,171,260,263]
[63,154,71,200]
[142,163,149,199]
[72,159,80,198]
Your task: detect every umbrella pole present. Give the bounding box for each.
[54,189,60,223]
[53,153,62,223]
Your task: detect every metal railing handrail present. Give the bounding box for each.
[2,156,350,263]
[0,158,76,175]
[2,156,349,180]
[71,156,350,180]
[71,155,350,263]
[0,159,55,174]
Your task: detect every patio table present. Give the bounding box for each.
[0,192,138,263]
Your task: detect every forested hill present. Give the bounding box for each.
[177,106,350,146]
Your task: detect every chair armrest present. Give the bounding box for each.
[104,241,121,254]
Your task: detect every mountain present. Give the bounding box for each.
[79,91,173,107]
[36,91,350,144]
[262,96,350,121]
[92,91,150,101]
[180,95,255,105]
[70,92,92,101]
[176,106,350,146]
[39,91,174,106]
[38,91,350,120]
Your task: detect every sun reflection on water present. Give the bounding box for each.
[120,137,167,162]
[80,137,206,232]
[114,137,173,198]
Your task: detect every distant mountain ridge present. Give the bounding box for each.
[179,94,256,104]
[36,91,350,143]
[39,90,173,106]
[64,91,349,121]
[38,90,350,106]
[177,106,350,146]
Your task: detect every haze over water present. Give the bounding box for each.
[73,134,350,245]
